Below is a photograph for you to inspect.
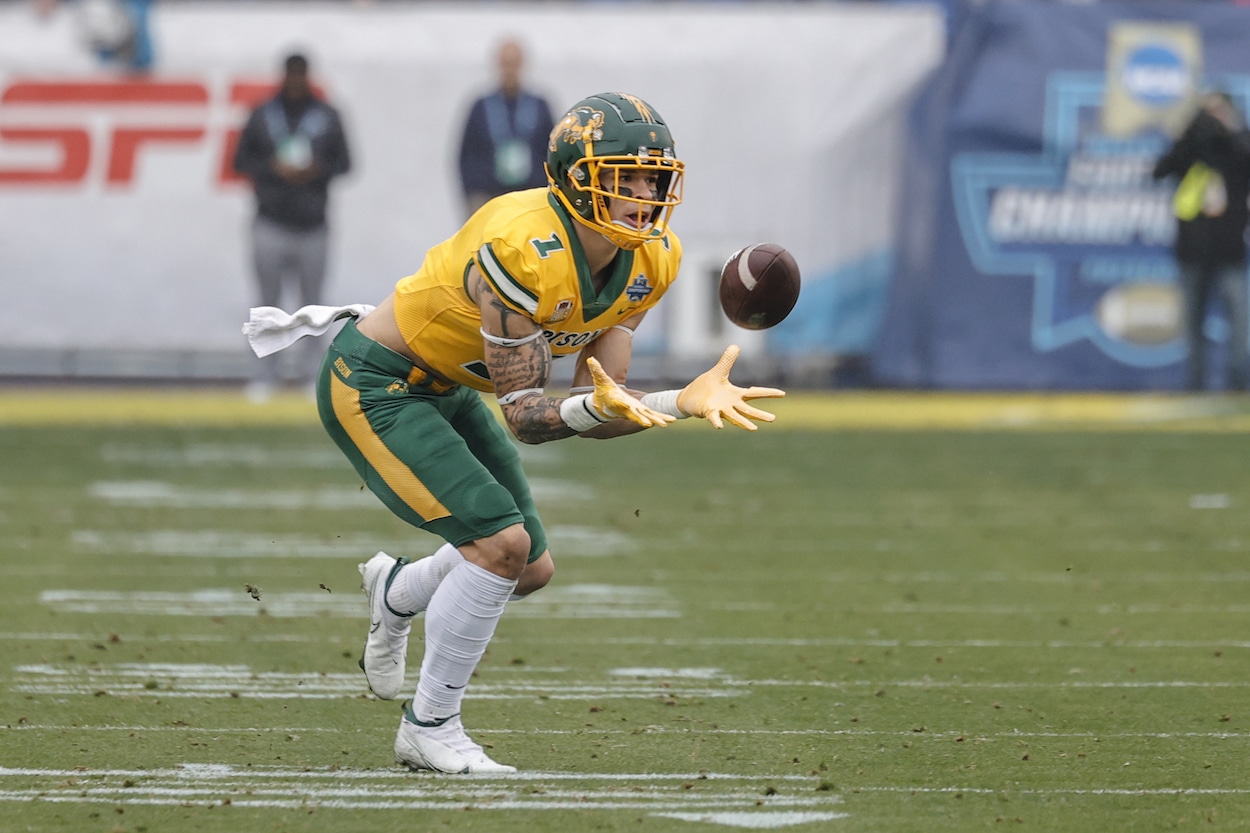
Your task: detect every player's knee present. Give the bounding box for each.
[515,552,554,597]
[469,524,530,580]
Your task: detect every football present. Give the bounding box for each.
[718,243,801,330]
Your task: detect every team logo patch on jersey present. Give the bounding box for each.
[625,275,654,303]
[545,299,575,324]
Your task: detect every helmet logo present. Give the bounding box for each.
[549,107,606,153]
[617,93,658,124]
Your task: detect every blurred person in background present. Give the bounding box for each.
[455,37,555,219]
[234,52,352,401]
[1154,90,1250,393]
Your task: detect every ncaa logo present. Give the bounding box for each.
[1120,44,1189,108]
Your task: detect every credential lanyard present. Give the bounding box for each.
[263,100,326,144]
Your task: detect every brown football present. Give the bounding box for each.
[718,243,801,330]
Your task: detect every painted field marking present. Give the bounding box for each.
[0,631,336,644]
[654,812,849,828]
[11,661,1250,701]
[72,529,393,559]
[6,631,1250,652]
[864,603,1250,615]
[99,440,566,468]
[38,583,677,619]
[849,785,1250,796]
[3,760,1250,829]
[809,570,1250,584]
[70,525,634,559]
[7,724,1250,742]
[99,443,345,468]
[0,764,845,826]
[87,478,588,508]
[543,525,637,556]
[88,481,377,510]
[39,587,1250,619]
[10,662,733,700]
[659,636,1250,649]
[38,588,362,618]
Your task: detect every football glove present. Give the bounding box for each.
[587,357,676,428]
[676,345,785,430]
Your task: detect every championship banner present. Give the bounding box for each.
[872,1,1250,390]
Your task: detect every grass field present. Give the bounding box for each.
[3,389,1250,832]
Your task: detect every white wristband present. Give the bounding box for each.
[559,394,610,432]
[480,327,543,348]
[639,389,688,419]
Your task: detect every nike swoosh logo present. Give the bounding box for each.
[444,683,466,690]
[369,621,381,633]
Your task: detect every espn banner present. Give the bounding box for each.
[872,1,1250,391]
[0,3,942,380]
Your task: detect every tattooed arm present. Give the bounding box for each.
[468,266,573,444]
[470,267,666,443]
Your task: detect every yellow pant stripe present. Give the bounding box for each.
[330,374,451,521]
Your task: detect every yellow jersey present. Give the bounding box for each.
[392,188,683,391]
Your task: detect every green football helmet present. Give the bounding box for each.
[545,92,684,250]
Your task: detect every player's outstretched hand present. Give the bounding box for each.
[586,357,676,428]
[677,345,786,430]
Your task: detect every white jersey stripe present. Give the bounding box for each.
[479,244,540,315]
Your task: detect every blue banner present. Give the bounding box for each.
[871,1,1250,390]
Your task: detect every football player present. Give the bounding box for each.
[316,92,785,773]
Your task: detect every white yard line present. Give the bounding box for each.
[87,478,588,508]
[691,570,1250,584]
[37,583,677,619]
[5,632,1250,651]
[5,725,1250,741]
[70,525,634,559]
[99,444,345,468]
[0,763,1247,824]
[9,663,739,700]
[10,662,1250,700]
[0,764,844,824]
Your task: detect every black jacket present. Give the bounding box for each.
[1153,110,1250,268]
[233,95,351,230]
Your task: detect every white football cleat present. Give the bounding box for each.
[358,552,412,700]
[394,712,516,774]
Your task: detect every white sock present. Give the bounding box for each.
[385,543,463,616]
[412,561,517,723]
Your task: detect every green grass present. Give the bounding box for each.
[2,407,1250,832]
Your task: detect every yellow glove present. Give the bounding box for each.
[676,345,786,430]
[586,357,676,428]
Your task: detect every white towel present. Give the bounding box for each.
[242,304,375,358]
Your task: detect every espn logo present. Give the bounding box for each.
[0,79,316,187]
